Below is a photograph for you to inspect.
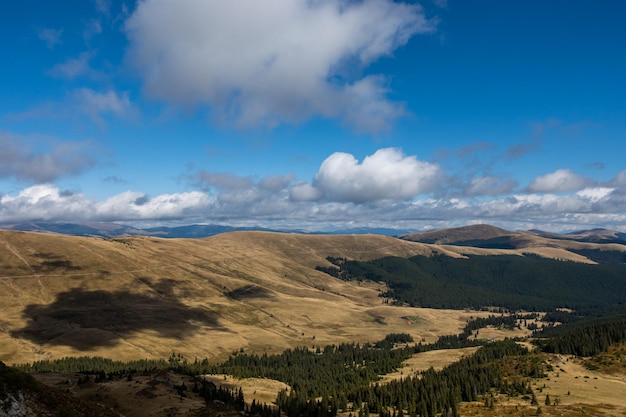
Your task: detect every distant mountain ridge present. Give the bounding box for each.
[1,222,624,245]
[401,224,626,247]
[0,221,410,238]
[529,228,626,245]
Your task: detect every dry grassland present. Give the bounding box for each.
[4,230,626,416]
[203,374,289,406]
[0,230,495,365]
[455,354,626,417]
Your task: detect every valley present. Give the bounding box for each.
[1,226,626,416]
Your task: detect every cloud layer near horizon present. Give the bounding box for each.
[124,0,435,131]
[2,148,626,232]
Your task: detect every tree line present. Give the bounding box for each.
[533,314,626,356]
[317,254,626,313]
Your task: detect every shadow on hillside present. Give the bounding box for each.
[12,278,224,350]
[225,285,274,300]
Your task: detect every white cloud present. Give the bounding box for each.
[0,185,213,223]
[0,185,94,223]
[290,183,323,202]
[190,171,294,205]
[71,88,134,125]
[259,174,295,192]
[575,187,614,202]
[0,132,96,183]
[464,175,518,196]
[38,27,62,48]
[49,52,92,79]
[608,170,626,188]
[527,169,591,193]
[313,148,442,203]
[124,0,436,131]
[95,190,212,220]
[3,171,626,232]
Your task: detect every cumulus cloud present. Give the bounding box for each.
[607,170,626,188]
[95,190,212,220]
[0,184,213,223]
[527,169,592,193]
[0,133,96,183]
[190,171,294,205]
[290,182,323,202]
[124,0,436,131]
[0,185,94,223]
[313,148,442,203]
[2,172,626,232]
[259,174,295,192]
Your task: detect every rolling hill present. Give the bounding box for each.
[0,230,476,365]
[402,224,626,263]
[2,227,626,367]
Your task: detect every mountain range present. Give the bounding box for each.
[0,221,413,238]
[2,221,625,245]
[2,224,626,416]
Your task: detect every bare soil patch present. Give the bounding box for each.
[203,374,289,406]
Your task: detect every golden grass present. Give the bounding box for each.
[0,231,493,365]
[1,229,615,366]
[6,230,625,416]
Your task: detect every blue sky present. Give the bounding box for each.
[1,0,625,232]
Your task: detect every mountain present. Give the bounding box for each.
[0,222,410,238]
[402,224,511,245]
[326,227,412,236]
[0,230,444,365]
[0,222,149,237]
[2,226,625,366]
[3,228,626,416]
[529,228,626,245]
[402,224,626,256]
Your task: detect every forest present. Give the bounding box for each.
[6,252,626,416]
[8,312,626,416]
[317,254,626,313]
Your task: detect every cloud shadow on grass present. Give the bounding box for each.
[224,285,274,300]
[11,278,224,350]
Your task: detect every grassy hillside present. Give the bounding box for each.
[1,230,490,365]
[402,225,626,263]
[2,228,625,366]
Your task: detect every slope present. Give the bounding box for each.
[1,231,484,365]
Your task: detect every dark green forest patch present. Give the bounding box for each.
[318,254,626,313]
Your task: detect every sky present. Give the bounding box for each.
[1,0,625,232]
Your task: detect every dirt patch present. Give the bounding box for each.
[378,346,480,384]
[203,374,289,406]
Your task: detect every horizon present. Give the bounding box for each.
[2,1,625,233]
[0,219,621,237]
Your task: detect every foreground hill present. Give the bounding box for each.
[3,228,626,366]
[1,230,485,365]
